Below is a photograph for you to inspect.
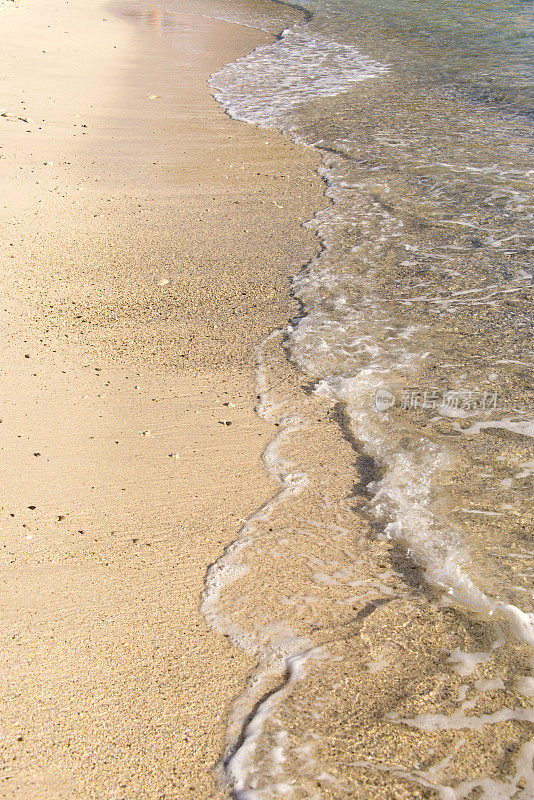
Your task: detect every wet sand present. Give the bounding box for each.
[0,0,324,797]
[2,0,533,797]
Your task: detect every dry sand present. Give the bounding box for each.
[0,0,324,797]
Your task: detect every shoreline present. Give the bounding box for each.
[185,3,534,797]
[0,0,325,796]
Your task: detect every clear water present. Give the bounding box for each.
[154,0,534,795]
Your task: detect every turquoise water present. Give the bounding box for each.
[299,0,533,115]
[184,0,534,795]
[202,0,534,796]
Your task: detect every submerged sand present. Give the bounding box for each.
[4,1,531,798]
[0,0,324,797]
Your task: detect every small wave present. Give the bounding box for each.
[210,27,387,127]
[202,1,534,796]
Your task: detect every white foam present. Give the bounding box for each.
[459,508,505,516]
[453,417,534,439]
[351,740,534,799]
[475,678,505,692]
[447,648,492,677]
[366,658,389,673]
[210,28,387,129]
[314,375,534,648]
[390,706,534,732]
[516,677,534,697]
[204,14,534,798]
[226,647,327,800]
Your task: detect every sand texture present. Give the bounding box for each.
[0,0,325,797]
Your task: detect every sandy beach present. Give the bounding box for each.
[4,0,532,796]
[0,0,324,796]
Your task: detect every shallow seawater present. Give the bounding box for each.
[142,0,534,795]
